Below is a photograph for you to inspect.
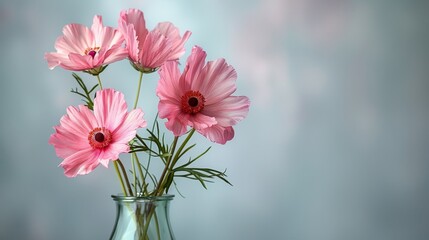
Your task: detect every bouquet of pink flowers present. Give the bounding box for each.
[46,8,250,198]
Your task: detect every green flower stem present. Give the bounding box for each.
[113,160,128,196]
[133,71,144,109]
[171,129,196,167]
[154,211,161,240]
[131,71,147,196]
[143,130,196,239]
[131,153,138,195]
[133,152,148,195]
[117,159,134,196]
[142,113,159,194]
[96,74,103,90]
[141,208,161,240]
[155,136,179,196]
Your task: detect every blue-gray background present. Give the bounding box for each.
[1,0,429,239]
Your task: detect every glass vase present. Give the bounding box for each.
[110,194,175,240]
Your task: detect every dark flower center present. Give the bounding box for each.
[181,90,205,114]
[88,127,112,149]
[84,47,100,59]
[88,50,97,58]
[94,132,105,142]
[188,97,199,107]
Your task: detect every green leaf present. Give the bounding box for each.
[164,172,175,193]
[173,166,232,189]
[70,73,98,110]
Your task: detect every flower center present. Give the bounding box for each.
[88,127,112,149]
[181,90,205,114]
[88,50,97,58]
[94,132,104,142]
[84,47,100,58]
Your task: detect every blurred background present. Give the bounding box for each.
[1,0,429,239]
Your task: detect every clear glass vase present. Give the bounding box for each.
[110,194,175,240]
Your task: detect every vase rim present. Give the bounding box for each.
[111,194,175,202]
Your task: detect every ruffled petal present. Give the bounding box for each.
[44,52,69,70]
[158,100,181,120]
[93,16,125,50]
[119,8,148,53]
[197,125,235,144]
[155,22,191,60]
[49,129,88,159]
[98,143,129,166]
[54,35,82,55]
[197,58,237,104]
[119,22,140,62]
[61,23,94,53]
[102,46,128,65]
[188,113,217,130]
[157,61,184,100]
[165,114,189,137]
[90,15,105,46]
[113,108,147,144]
[140,30,170,68]
[203,96,250,126]
[93,89,128,131]
[65,105,97,135]
[49,105,97,158]
[184,46,207,87]
[59,148,100,177]
[140,25,190,69]
[68,53,93,70]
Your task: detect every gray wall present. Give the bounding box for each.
[1,0,428,239]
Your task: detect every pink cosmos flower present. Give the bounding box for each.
[49,89,147,177]
[118,8,192,73]
[156,46,250,144]
[45,15,128,75]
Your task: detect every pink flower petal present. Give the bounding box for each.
[197,125,235,144]
[49,130,88,159]
[155,22,192,60]
[90,15,105,45]
[93,89,128,131]
[102,47,129,65]
[49,105,97,159]
[61,24,94,54]
[68,53,93,70]
[64,105,97,134]
[45,52,69,70]
[113,108,147,144]
[158,99,180,118]
[59,148,100,177]
[203,96,250,126]
[140,30,170,68]
[187,113,217,130]
[97,143,127,164]
[157,61,184,100]
[198,59,237,104]
[183,46,207,86]
[165,113,189,136]
[104,143,130,159]
[119,9,148,52]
